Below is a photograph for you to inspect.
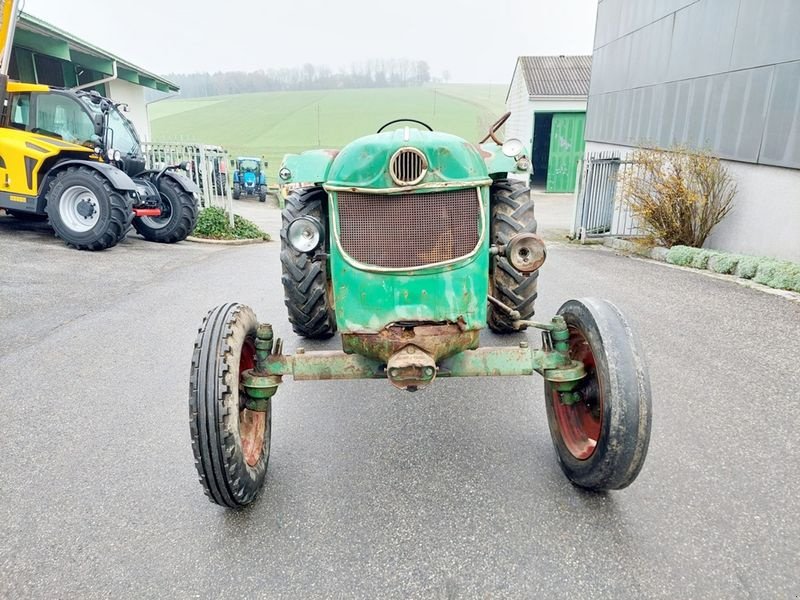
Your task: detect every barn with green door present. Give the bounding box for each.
[505,56,592,193]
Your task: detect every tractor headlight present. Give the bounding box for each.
[502,138,524,157]
[287,216,323,253]
[506,232,547,272]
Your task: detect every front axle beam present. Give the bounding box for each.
[253,344,584,383]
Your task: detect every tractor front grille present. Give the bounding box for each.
[337,188,480,269]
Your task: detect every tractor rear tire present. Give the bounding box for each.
[190,303,271,508]
[46,166,133,251]
[133,177,198,243]
[487,179,539,333]
[280,186,337,339]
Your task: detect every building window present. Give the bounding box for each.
[33,54,66,87]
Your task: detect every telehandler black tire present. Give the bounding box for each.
[46,166,132,251]
[190,303,271,508]
[487,179,539,332]
[544,298,652,490]
[133,177,198,243]
[280,186,337,339]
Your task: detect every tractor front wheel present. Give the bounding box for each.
[133,177,198,243]
[189,303,271,508]
[488,179,538,332]
[233,183,241,200]
[46,166,132,251]
[545,298,652,490]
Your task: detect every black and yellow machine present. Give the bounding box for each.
[0,0,198,250]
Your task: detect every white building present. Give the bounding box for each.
[505,55,592,193]
[8,12,178,141]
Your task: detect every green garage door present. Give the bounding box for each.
[545,112,586,193]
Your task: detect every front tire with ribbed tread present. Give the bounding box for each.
[189,303,271,508]
[488,179,539,332]
[280,186,336,339]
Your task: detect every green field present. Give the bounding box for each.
[148,85,507,178]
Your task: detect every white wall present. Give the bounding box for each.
[586,141,800,262]
[106,79,150,142]
[506,66,533,155]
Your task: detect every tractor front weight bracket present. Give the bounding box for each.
[240,317,586,393]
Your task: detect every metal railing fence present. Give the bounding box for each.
[571,151,647,241]
[140,142,234,225]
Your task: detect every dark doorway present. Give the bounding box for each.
[531,112,553,190]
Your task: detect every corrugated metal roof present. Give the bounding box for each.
[517,55,592,97]
[16,12,179,92]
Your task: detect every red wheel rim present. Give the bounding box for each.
[238,338,265,467]
[551,326,603,460]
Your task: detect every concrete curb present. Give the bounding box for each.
[601,237,800,303]
[603,237,669,261]
[185,235,270,246]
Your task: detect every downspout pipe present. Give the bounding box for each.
[72,59,117,91]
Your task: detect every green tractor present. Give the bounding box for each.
[0,82,199,250]
[189,114,652,508]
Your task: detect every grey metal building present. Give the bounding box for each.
[585,0,800,261]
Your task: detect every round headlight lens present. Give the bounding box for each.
[501,138,524,157]
[287,216,322,253]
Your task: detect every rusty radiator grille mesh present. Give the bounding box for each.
[337,189,480,268]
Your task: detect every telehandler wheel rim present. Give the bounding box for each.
[139,193,173,230]
[238,338,265,467]
[551,326,603,460]
[59,185,100,232]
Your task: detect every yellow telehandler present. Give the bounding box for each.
[0,0,198,250]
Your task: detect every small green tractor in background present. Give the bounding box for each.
[189,114,652,509]
[232,156,267,201]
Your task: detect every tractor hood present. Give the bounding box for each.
[325,128,491,191]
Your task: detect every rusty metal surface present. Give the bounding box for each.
[341,322,479,363]
[386,344,437,391]
[262,351,385,381]
[506,233,547,272]
[337,188,480,268]
[479,111,511,144]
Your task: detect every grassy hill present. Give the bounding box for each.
[148,85,507,179]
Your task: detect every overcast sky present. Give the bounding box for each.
[21,0,597,84]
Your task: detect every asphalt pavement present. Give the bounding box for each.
[0,209,798,599]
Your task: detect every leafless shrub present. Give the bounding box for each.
[619,147,736,247]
